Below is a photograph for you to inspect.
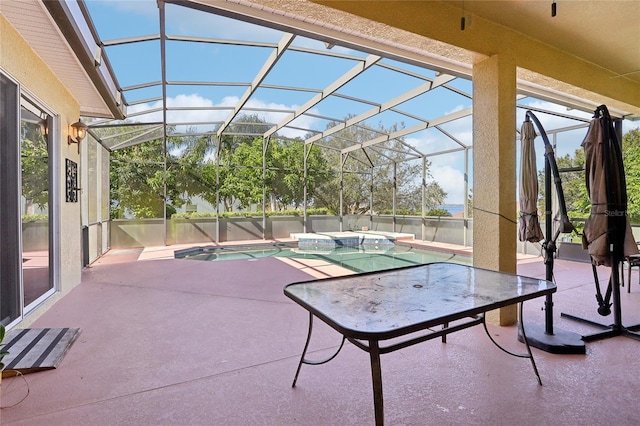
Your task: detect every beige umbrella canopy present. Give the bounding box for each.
[581,108,638,267]
[562,107,640,335]
[518,120,544,243]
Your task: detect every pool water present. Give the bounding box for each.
[175,243,470,273]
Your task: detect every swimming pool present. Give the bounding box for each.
[175,243,470,273]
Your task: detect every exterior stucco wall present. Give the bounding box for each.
[1,15,82,326]
[473,54,518,325]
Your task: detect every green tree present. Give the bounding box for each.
[623,127,640,222]
[218,136,333,211]
[215,115,286,211]
[549,149,589,217]
[370,145,426,214]
[108,122,209,218]
[168,133,218,209]
[270,140,332,210]
[108,115,333,217]
[312,119,446,215]
[108,114,459,219]
[535,127,640,225]
[21,122,49,209]
[426,208,452,217]
[211,115,333,212]
[110,140,167,218]
[220,137,270,210]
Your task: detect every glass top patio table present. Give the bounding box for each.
[285,262,557,425]
[284,262,556,340]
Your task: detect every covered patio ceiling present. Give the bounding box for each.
[2,0,638,165]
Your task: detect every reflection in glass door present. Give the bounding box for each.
[20,102,53,308]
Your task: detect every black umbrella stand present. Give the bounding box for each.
[560,105,640,342]
[516,111,586,354]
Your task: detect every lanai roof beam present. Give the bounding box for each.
[264,54,382,138]
[216,33,295,137]
[306,73,456,145]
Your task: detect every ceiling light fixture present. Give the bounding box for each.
[460,0,471,30]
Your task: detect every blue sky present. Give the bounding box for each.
[84,0,638,206]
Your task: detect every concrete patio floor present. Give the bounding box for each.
[2,245,640,425]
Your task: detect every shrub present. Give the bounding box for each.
[171,208,329,219]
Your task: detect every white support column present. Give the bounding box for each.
[464,147,469,246]
[303,143,308,233]
[339,153,345,232]
[215,135,220,243]
[392,162,397,232]
[262,137,269,240]
[369,167,373,231]
[421,156,426,241]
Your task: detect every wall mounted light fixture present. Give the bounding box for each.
[68,119,88,153]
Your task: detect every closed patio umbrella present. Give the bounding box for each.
[518,120,544,243]
[562,105,640,341]
[581,104,638,319]
[516,112,584,355]
[581,106,637,266]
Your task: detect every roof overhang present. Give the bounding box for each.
[1,0,124,119]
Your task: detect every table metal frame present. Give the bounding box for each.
[284,263,555,426]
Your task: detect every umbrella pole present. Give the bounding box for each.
[612,255,623,329]
[564,252,631,341]
[543,154,554,334]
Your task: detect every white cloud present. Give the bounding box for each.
[445,104,467,115]
[429,164,467,205]
[403,109,472,204]
[517,100,592,131]
[623,120,640,134]
[405,113,472,156]
[125,93,320,138]
[519,99,639,139]
[127,94,221,132]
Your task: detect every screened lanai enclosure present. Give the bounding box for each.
[70,0,609,257]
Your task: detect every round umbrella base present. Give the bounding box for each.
[517,323,586,354]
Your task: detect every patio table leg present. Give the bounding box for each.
[482,302,542,385]
[292,312,346,387]
[292,312,314,387]
[369,340,384,426]
[518,302,542,385]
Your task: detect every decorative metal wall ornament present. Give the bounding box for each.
[65,159,79,202]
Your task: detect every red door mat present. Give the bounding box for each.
[1,328,81,377]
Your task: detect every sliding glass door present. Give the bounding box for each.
[0,71,56,326]
[21,100,53,308]
[0,73,21,325]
